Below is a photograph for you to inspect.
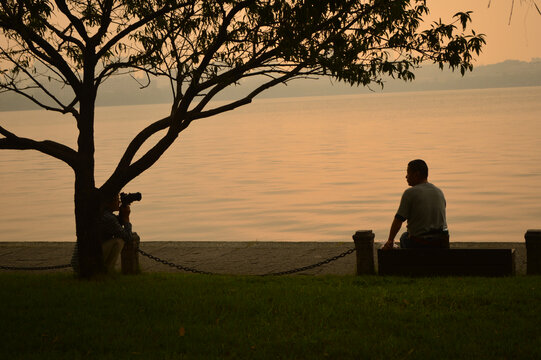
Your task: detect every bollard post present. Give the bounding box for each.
[352,230,375,275]
[121,233,141,275]
[525,229,541,275]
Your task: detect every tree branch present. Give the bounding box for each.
[178,0,254,114]
[1,49,78,116]
[13,24,82,93]
[100,116,171,194]
[192,64,305,121]
[0,83,76,115]
[106,64,306,192]
[96,2,193,60]
[90,0,114,46]
[54,0,90,42]
[0,125,77,168]
[43,21,84,50]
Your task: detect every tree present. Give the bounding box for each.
[0,0,485,278]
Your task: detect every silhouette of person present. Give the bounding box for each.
[100,192,134,272]
[382,159,449,250]
[70,192,136,274]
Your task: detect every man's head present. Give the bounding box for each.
[104,193,121,212]
[406,159,428,186]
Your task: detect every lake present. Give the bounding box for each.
[1,86,540,243]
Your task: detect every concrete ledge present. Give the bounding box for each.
[0,241,527,275]
[378,248,516,277]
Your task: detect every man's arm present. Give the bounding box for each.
[119,204,131,227]
[102,206,133,243]
[382,216,404,250]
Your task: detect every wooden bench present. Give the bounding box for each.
[377,248,515,277]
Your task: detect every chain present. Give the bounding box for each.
[262,247,356,276]
[138,246,356,276]
[137,248,215,275]
[0,263,72,271]
[1,246,356,275]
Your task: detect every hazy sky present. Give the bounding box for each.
[427,0,541,65]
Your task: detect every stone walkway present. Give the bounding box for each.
[0,241,527,275]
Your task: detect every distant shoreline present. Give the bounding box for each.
[2,84,540,113]
[1,59,539,112]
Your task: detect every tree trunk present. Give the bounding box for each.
[74,70,103,278]
[75,183,105,278]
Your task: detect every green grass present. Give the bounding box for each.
[1,273,540,359]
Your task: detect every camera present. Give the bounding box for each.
[120,192,142,206]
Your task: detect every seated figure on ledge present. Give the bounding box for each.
[382,159,449,250]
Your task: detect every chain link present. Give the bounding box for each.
[138,247,356,276]
[0,263,72,271]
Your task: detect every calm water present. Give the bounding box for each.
[1,86,540,243]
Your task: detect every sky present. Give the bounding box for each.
[427,0,541,65]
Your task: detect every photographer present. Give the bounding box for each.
[100,192,139,272]
[70,192,141,274]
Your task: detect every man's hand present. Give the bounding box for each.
[382,240,395,251]
[119,204,131,225]
[384,217,403,251]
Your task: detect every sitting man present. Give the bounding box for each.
[383,159,449,250]
[100,192,135,272]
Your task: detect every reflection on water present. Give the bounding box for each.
[1,87,540,242]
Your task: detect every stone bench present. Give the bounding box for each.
[377,248,516,277]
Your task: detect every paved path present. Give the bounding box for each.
[0,241,527,275]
